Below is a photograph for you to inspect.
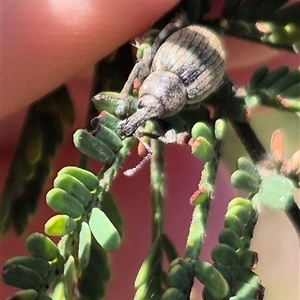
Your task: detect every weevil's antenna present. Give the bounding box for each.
[123,133,152,177]
[123,153,151,177]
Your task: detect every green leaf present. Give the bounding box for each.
[44,215,77,236]
[2,263,43,290]
[162,234,178,263]
[46,188,84,218]
[191,137,215,162]
[50,277,67,300]
[167,263,190,292]
[194,260,229,299]
[7,289,39,300]
[280,82,300,99]
[233,280,260,298]
[224,214,246,237]
[89,207,121,251]
[162,288,185,300]
[238,250,258,269]
[227,205,252,226]
[92,92,121,114]
[255,66,289,90]
[26,233,60,261]
[101,191,123,237]
[57,166,99,191]
[248,66,269,90]
[267,69,300,96]
[134,245,160,289]
[231,170,259,193]
[211,243,238,267]
[39,108,64,157]
[218,228,242,250]
[253,175,295,210]
[78,222,92,269]
[54,173,92,206]
[215,118,227,141]
[73,129,115,166]
[236,157,261,182]
[92,92,137,117]
[78,237,110,299]
[235,267,260,289]
[4,256,50,277]
[191,122,214,143]
[93,111,120,131]
[64,256,77,300]
[51,85,75,126]
[94,124,123,153]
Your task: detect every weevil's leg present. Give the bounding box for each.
[117,46,152,117]
[150,10,189,60]
[120,45,152,96]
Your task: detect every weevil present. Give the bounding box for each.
[99,12,226,137]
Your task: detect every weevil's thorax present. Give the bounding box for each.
[139,71,187,117]
[151,25,225,102]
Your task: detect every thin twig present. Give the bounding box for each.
[185,141,222,260]
[148,137,165,297]
[230,121,267,163]
[150,138,165,242]
[97,137,135,202]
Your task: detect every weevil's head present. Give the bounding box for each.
[118,71,187,136]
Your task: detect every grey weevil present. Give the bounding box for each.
[115,12,225,137]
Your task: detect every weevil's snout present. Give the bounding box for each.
[118,95,164,136]
[118,71,187,137]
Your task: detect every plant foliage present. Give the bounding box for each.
[2,0,300,299]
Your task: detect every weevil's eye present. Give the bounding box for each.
[137,102,145,109]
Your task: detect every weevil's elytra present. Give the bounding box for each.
[114,14,226,137]
[152,25,225,100]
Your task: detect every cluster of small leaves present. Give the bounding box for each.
[244,66,300,113]
[73,93,137,167]
[0,86,75,237]
[3,232,64,300]
[3,164,123,299]
[219,0,300,53]
[210,197,263,299]
[231,132,299,211]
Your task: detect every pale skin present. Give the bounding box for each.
[2,0,180,119]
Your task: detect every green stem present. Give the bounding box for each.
[185,141,221,260]
[97,137,135,202]
[150,139,165,242]
[147,137,165,298]
[230,121,267,163]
